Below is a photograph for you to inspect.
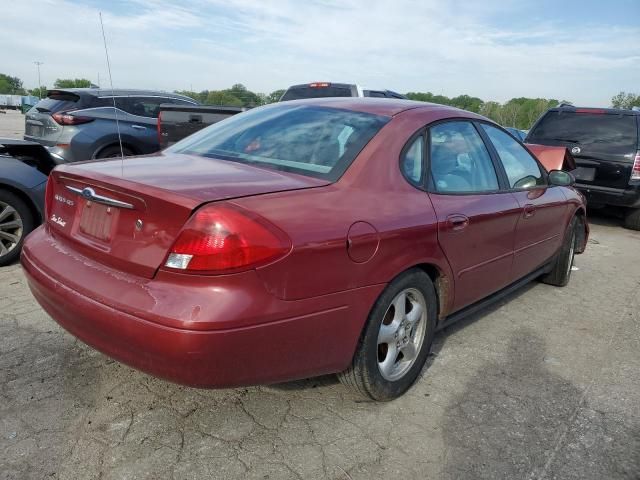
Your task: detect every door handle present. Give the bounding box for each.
[131,124,146,130]
[446,214,469,231]
[523,204,536,218]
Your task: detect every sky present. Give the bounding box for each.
[1,0,639,106]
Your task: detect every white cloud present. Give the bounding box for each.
[1,0,638,106]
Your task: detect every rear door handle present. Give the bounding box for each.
[131,124,146,130]
[446,214,469,231]
[523,204,536,218]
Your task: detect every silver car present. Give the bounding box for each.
[24,89,197,162]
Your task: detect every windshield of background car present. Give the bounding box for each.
[528,111,638,155]
[280,86,354,101]
[32,91,81,113]
[166,105,389,181]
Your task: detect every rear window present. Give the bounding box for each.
[166,105,389,181]
[32,91,81,113]
[280,86,354,101]
[528,111,638,150]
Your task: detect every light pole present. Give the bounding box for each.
[34,61,43,98]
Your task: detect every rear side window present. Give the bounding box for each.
[114,97,165,118]
[401,135,424,186]
[482,124,545,189]
[528,111,638,150]
[32,91,81,113]
[429,121,499,193]
[167,105,389,181]
[281,86,353,101]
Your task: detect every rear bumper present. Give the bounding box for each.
[21,227,383,387]
[576,183,640,209]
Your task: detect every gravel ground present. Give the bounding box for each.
[0,112,639,479]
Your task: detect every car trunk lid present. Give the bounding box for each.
[46,153,329,278]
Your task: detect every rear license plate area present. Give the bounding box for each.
[79,202,114,242]
[573,167,596,182]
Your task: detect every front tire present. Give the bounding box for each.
[541,216,577,287]
[338,269,437,401]
[0,190,35,267]
[623,208,640,231]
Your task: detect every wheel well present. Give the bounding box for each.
[414,263,450,320]
[94,142,138,158]
[0,183,41,224]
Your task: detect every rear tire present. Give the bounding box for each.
[0,190,35,267]
[96,145,135,159]
[541,217,577,287]
[337,269,437,401]
[623,208,640,231]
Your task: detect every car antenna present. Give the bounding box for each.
[99,12,125,175]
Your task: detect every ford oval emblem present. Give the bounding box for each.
[81,187,95,200]
[571,146,581,155]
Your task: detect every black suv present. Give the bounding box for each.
[526,106,640,230]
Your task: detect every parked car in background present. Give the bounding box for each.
[24,89,197,163]
[22,98,587,400]
[0,139,56,265]
[526,106,640,230]
[280,82,407,101]
[158,104,245,149]
[505,127,527,142]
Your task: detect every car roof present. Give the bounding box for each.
[48,88,193,100]
[550,105,640,116]
[275,97,463,117]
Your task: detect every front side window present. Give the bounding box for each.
[167,105,389,180]
[401,135,424,186]
[481,124,545,189]
[429,121,499,193]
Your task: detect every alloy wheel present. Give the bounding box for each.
[0,200,23,258]
[377,288,428,381]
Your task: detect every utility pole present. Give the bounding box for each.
[34,61,44,98]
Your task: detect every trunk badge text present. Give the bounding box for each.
[50,215,67,228]
[54,194,74,207]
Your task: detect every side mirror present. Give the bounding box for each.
[548,169,575,187]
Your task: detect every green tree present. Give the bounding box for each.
[28,86,47,98]
[205,91,243,107]
[266,89,285,103]
[53,78,92,88]
[0,74,26,94]
[611,91,640,110]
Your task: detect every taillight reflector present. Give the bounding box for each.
[165,204,291,274]
[632,153,640,181]
[52,112,94,125]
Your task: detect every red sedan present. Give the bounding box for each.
[21,98,588,400]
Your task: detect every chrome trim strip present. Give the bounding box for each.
[66,186,134,209]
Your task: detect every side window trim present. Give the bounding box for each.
[476,120,549,191]
[424,118,503,196]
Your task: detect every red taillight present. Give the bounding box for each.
[44,176,55,218]
[575,108,606,114]
[52,112,94,125]
[632,152,640,181]
[164,204,291,274]
[309,82,330,88]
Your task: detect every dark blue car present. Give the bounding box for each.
[0,140,52,265]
